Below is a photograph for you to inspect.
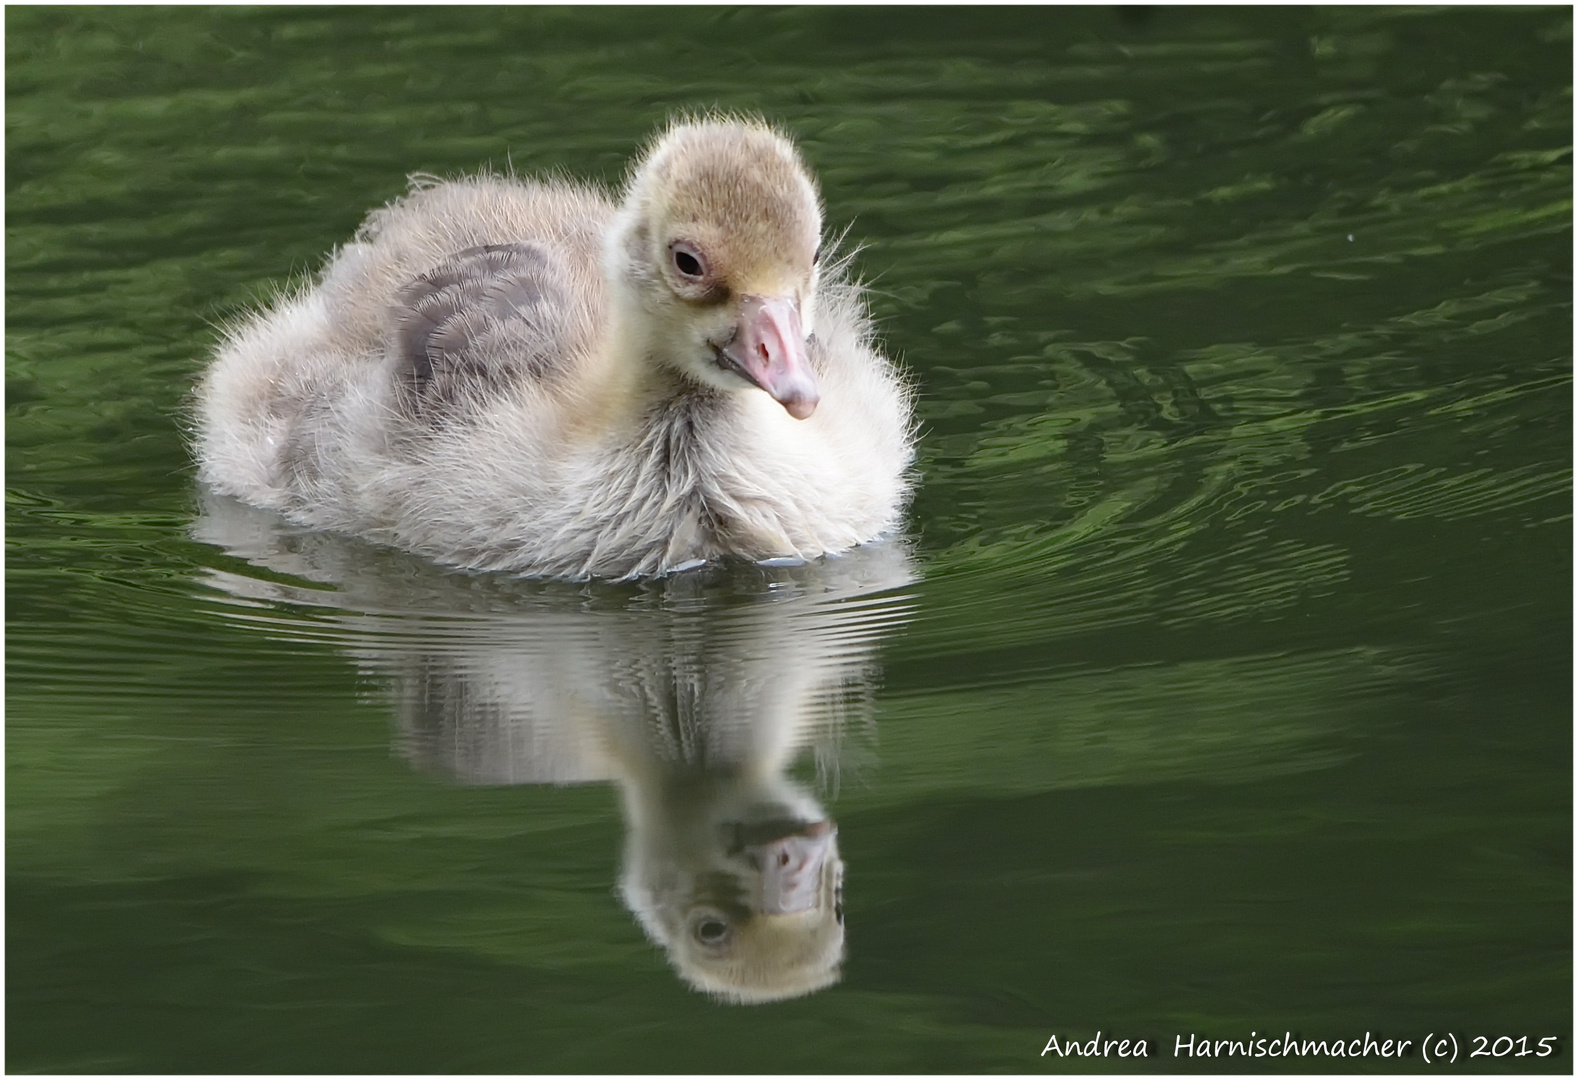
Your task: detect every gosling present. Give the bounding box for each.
[194,116,914,580]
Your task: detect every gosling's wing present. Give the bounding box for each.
[390,241,577,416]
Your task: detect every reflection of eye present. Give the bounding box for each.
[694,917,731,945]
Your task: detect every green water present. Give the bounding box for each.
[7,5,1571,1073]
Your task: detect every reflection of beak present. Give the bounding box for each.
[745,818,836,915]
[715,295,820,420]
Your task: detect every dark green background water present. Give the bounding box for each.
[7,5,1571,1073]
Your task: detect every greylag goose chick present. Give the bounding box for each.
[195,117,914,579]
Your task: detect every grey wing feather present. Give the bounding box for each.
[390,242,574,417]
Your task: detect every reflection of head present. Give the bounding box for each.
[619,778,846,1004]
[191,492,915,1004]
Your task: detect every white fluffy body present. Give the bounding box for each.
[194,119,915,580]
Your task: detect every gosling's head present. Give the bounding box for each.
[608,116,823,419]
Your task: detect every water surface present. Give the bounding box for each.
[7,6,1571,1073]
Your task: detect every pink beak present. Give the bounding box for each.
[717,295,820,420]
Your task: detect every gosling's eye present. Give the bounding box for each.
[669,241,707,281]
[812,244,822,266]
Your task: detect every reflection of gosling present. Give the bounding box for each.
[194,116,913,579]
[387,586,887,1004]
[189,494,915,1004]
